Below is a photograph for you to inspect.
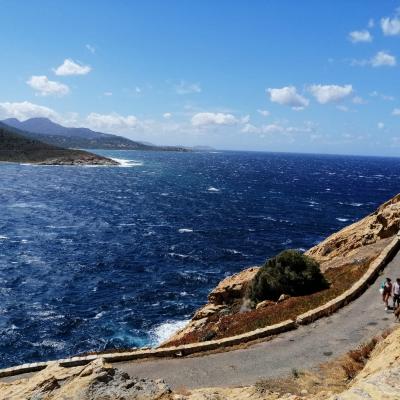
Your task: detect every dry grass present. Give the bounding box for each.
[166,262,367,346]
[253,331,386,397]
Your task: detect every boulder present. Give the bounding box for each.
[193,304,228,320]
[277,294,291,303]
[208,267,260,305]
[256,300,276,310]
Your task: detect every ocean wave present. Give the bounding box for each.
[150,319,190,346]
[336,218,349,222]
[168,252,193,260]
[0,235,9,240]
[207,187,220,192]
[110,158,144,168]
[178,228,193,233]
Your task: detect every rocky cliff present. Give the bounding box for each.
[163,193,400,346]
[306,193,400,263]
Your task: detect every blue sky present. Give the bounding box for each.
[1,1,400,155]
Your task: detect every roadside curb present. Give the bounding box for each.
[1,236,398,379]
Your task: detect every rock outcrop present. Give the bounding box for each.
[306,194,400,263]
[0,358,171,400]
[37,154,119,166]
[162,267,259,346]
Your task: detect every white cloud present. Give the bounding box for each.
[135,87,141,94]
[0,101,59,120]
[348,30,372,43]
[368,19,375,28]
[191,112,239,127]
[371,51,396,67]
[392,108,400,116]
[257,109,270,116]
[86,44,96,54]
[26,75,70,97]
[267,86,309,110]
[309,84,353,104]
[377,122,385,129]
[352,96,366,104]
[54,59,92,76]
[103,92,113,96]
[381,13,400,36]
[163,112,172,119]
[175,81,202,95]
[86,112,139,131]
[242,120,315,136]
[336,105,349,112]
[370,91,395,101]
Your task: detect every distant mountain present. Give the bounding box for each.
[2,118,189,152]
[0,122,117,165]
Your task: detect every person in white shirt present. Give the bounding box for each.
[393,278,400,309]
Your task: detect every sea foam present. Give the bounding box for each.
[110,158,144,167]
[150,319,190,346]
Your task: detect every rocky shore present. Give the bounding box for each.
[37,153,119,166]
[162,193,400,347]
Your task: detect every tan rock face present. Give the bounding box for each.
[306,193,400,263]
[208,267,260,305]
[0,358,171,400]
[162,267,260,346]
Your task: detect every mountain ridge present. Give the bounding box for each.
[2,117,190,152]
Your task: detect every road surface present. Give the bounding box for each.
[116,252,400,389]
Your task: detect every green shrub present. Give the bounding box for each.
[250,249,328,302]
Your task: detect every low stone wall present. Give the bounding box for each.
[296,235,400,325]
[1,235,398,379]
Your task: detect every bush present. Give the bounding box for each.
[250,250,328,302]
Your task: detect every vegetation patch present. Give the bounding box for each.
[250,250,328,302]
[165,260,368,346]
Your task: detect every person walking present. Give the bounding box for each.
[381,277,393,311]
[393,278,400,310]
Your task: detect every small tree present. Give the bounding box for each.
[250,249,328,302]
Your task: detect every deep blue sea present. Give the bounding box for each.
[1,150,400,368]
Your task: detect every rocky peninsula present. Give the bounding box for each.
[0,122,118,166]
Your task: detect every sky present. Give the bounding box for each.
[1,1,400,155]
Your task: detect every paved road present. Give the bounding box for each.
[116,252,400,389]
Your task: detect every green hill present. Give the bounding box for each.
[0,122,118,165]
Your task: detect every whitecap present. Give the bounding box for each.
[110,158,144,168]
[150,319,190,346]
[168,252,191,259]
[207,187,220,192]
[336,218,349,222]
[178,228,193,233]
[0,236,9,240]
[94,311,106,319]
[350,203,363,207]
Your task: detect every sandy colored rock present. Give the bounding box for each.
[193,304,228,320]
[208,267,260,305]
[0,358,171,400]
[306,193,400,263]
[256,300,276,310]
[162,267,260,346]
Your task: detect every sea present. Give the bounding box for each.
[0,150,400,368]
